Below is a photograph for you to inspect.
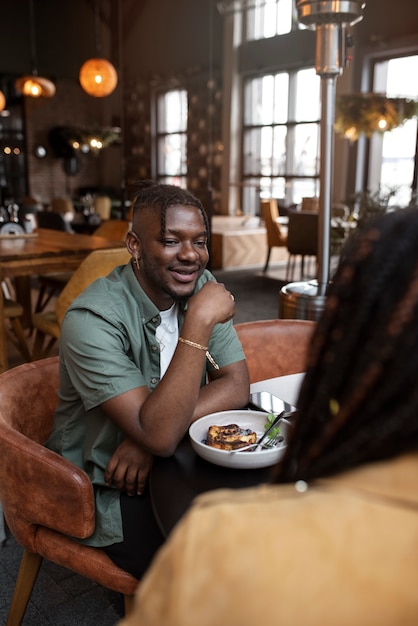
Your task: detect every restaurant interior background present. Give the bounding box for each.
[0,0,417,224]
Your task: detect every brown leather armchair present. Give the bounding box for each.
[235,319,315,383]
[0,357,138,625]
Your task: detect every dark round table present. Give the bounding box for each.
[150,435,273,537]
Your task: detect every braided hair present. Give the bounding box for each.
[273,207,418,484]
[131,180,210,242]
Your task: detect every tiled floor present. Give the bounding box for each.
[0,262,294,625]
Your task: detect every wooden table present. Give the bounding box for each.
[150,373,304,537]
[0,228,126,372]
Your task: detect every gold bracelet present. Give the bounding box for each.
[178,337,220,370]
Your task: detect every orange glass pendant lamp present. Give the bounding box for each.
[15,74,55,98]
[79,58,118,97]
[15,0,55,99]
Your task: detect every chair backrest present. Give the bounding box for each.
[0,357,59,442]
[287,211,318,256]
[301,196,319,212]
[261,199,287,247]
[37,210,73,233]
[0,357,96,547]
[235,319,315,383]
[94,219,131,241]
[55,247,131,325]
[50,197,76,216]
[93,196,112,221]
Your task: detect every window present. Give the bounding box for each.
[155,89,187,187]
[368,54,418,206]
[242,67,321,214]
[245,0,296,41]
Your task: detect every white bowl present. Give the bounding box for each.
[189,409,290,469]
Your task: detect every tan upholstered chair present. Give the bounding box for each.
[261,199,288,273]
[94,219,131,240]
[32,247,131,359]
[34,220,130,314]
[0,357,138,625]
[235,319,315,383]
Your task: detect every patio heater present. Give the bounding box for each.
[279,0,365,320]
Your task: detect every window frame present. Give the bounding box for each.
[152,87,188,188]
[241,67,321,215]
[367,53,418,206]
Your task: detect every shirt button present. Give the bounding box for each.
[151,345,158,352]
[151,378,158,384]
[152,316,159,323]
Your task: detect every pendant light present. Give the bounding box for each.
[15,0,56,98]
[79,0,118,98]
[0,91,6,112]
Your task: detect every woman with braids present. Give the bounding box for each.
[46,180,249,578]
[120,207,418,626]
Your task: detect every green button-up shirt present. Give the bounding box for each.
[46,263,245,547]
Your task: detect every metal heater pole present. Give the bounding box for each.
[279,1,366,319]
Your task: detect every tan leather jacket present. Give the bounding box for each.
[120,453,418,626]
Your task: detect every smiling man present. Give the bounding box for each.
[46,180,249,579]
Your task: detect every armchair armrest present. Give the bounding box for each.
[0,423,95,539]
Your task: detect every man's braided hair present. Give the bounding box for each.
[131,180,210,241]
[273,207,418,484]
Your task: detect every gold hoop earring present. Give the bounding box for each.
[133,257,140,270]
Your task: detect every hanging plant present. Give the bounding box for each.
[335,93,418,141]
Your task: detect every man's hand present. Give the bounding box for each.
[104,437,153,496]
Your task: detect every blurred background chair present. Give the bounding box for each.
[34,219,130,315]
[32,247,131,359]
[3,299,32,365]
[260,199,288,273]
[0,357,138,625]
[94,219,131,240]
[301,196,319,212]
[36,210,73,233]
[93,196,112,221]
[286,211,318,281]
[1,280,32,368]
[235,318,315,383]
[50,197,76,220]
[33,211,75,315]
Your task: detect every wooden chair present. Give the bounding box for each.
[235,319,315,383]
[261,199,288,273]
[32,248,131,359]
[3,298,31,368]
[34,211,74,314]
[0,357,138,625]
[1,280,31,368]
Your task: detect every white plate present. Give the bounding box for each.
[189,409,290,469]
